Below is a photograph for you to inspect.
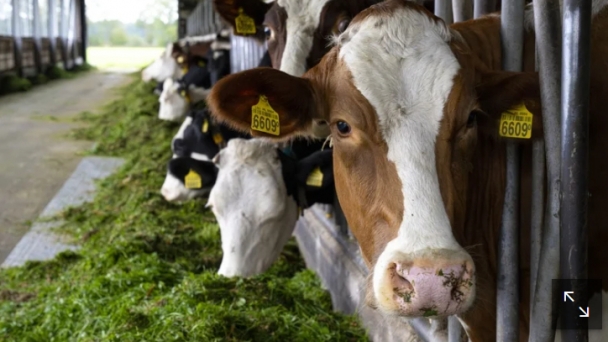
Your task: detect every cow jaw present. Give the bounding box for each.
[333,1,475,317]
[210,139,299,278]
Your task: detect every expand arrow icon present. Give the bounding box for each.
[564,291,575,302]
[579,307,590,318]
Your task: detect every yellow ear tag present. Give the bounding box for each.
[235,7,256,34]
[202,119,209,133]
[177,56,184,63]
[184,169,202,189]
[499,103,533,139]
[306,167,324,187]
[180,90,191,103]
[251,95,280,136]
[213,133,223,145]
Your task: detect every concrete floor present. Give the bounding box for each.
[0,71,131,263]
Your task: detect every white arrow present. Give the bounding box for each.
[564,291,575,302]
[579,307,590,318]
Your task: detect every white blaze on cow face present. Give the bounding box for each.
[277,0,332,76]
[334,5,475,316]
[208,138,298,278]
[158,78,189,121]
[142,43,181,82]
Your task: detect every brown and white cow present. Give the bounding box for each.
[207,0,608,341]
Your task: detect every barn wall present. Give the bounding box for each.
[0,0,84,78]
[229,34,265,73]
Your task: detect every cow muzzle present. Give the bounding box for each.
[372,248,475,318]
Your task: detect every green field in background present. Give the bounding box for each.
[87,47,164,70]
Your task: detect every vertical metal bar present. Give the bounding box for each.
[448,316,463,342]
[79,0,86,62]
[435,0,454,24]
[529,140,544,310]
[498,0,524,341]
[529,0,563,341]
[33,0,43,73]
[408,318,435,342]
[12,0,23,75]
[452,0,473,22]
[474,0,497,18]
[49,0,56,65]
[560,0,591,339]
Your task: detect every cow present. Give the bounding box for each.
[141,32,227,83]
[158,38,232,121]
[141,42,182,83]
[160,108,248,202]
[206,0,608,341]
[207,138,335,277]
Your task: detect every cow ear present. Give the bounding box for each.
[207,67,325,140]
[213,0,272,37]
[171,42,183,55]
[475,71,544,139]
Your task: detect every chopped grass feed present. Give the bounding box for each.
[0,74,369,341]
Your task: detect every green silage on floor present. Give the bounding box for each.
[0,75,369,341]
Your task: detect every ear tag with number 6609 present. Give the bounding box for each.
[499,103,533,139]
[251,95,280,136]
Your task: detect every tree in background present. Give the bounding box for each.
[87,0,176,47]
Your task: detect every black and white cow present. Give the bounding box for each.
[207,138,335,277]
[158,33,232,121]
[160,108,248,202]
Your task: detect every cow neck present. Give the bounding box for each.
[277,149,309,211]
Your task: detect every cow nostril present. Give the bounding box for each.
[389,262,414,296]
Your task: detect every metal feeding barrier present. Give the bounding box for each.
[433,0,592,341]
[191,0,593,340]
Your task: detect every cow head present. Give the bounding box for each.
[142,42,182,82]
[162,157,218,202]
[161,109,249,202]
[158,78,191,121]
[207,138,334,277]
[208,0,542,319]
[208,138,298,277]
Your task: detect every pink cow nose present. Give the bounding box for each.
[386,260,475,317]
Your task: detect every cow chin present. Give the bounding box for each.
[370,241,476,319]
[216,204,299,279]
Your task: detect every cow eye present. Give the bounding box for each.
[335,120,351,135]
[466,111,478,128]
[264,26,273,40]
[337,19,351,33]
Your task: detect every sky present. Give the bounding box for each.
[87,0,177,24]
